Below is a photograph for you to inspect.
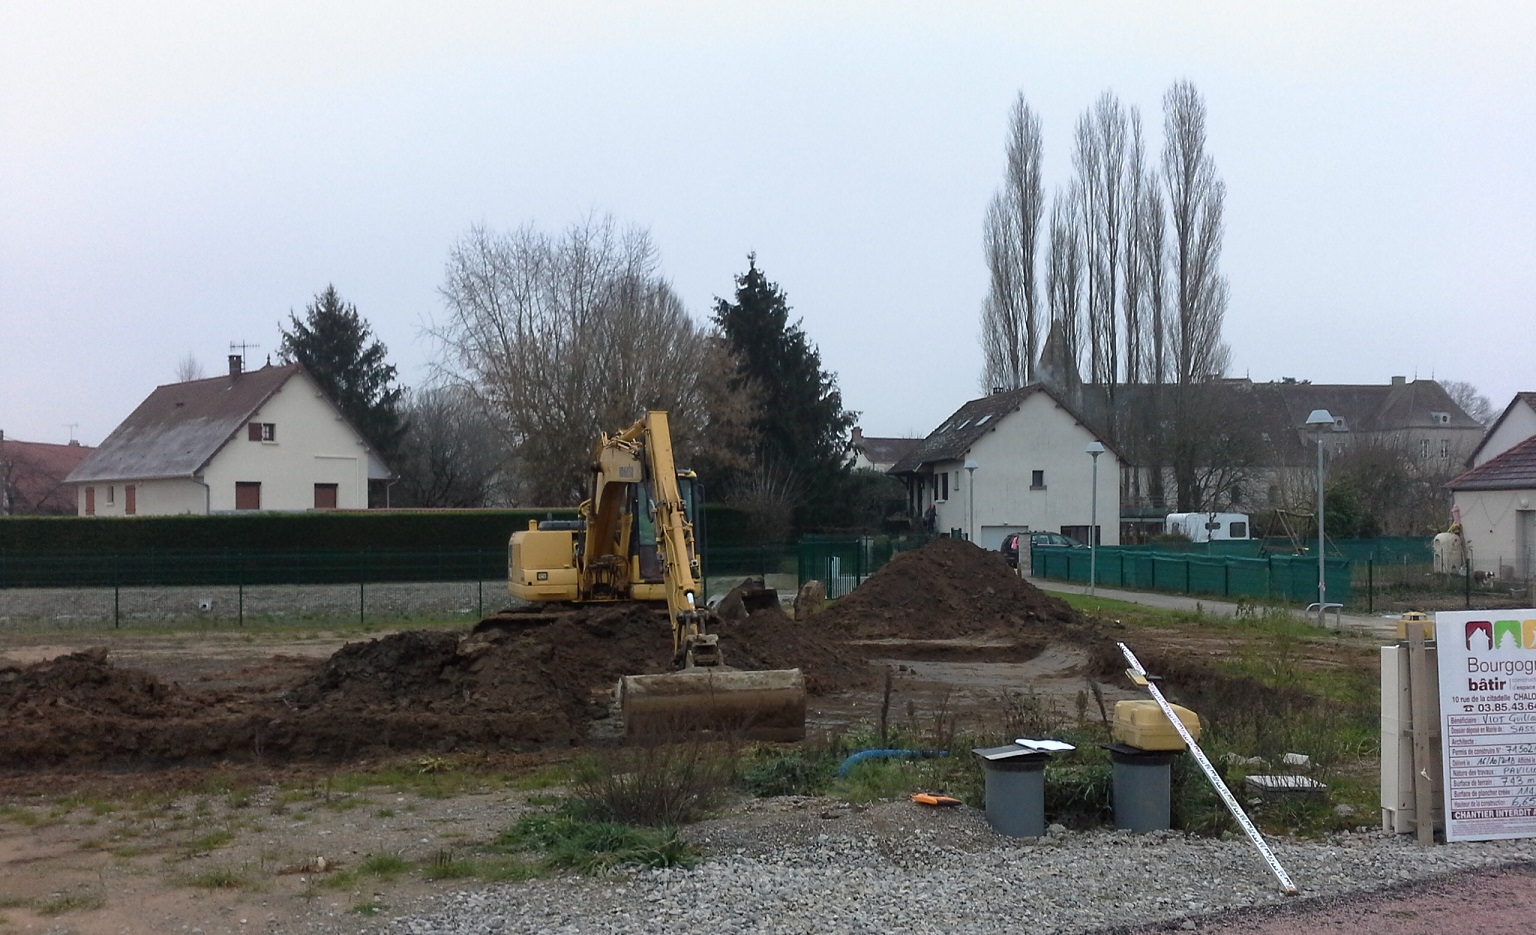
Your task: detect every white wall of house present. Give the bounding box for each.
[75,478,205,516]
[1476,402,1536,467]
[1454,488,1536,580]
[201,371,374,512]
[926,393,1120,550]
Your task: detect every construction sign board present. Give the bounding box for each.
[1438,609,1536,841]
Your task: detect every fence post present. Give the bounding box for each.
[1367,560,1373,614]
[359,550,367,625]
[478,550,485,620]
[113,552,121,629]
[237,552,245,626]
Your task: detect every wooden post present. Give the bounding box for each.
[1407,621,1436,845]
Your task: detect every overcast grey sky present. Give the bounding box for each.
[3,1,1531,446]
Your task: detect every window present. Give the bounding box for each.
[1440,439,1450,459]
[106,485,115,505]
[247,422,276,442]
[84,486,95,515]
[1229,521,1248,538]
[1420,438,1429,459]
[1031,470,1045,489]
[125,485,136,516]
[940,472,949,501]
[314,483,338,510]
[235,482,261,511]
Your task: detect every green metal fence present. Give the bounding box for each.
[1033,546,1353,606]
[0,548,503,590]
[795,535,934,598]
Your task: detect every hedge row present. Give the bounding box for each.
[0,503,759,554]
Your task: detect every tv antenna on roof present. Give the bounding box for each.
[229,340,260,359]
[64,423,78,443]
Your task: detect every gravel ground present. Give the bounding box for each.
[273,798,1536,935]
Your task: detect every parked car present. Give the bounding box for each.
[1001,531,1086,568]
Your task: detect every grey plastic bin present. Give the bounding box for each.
[973,744,1052,837]
[1107,743,1181,832]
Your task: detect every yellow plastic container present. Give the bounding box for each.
[1112,700,1201,751]
[1395,611,1434,641]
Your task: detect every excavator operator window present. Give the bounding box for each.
[634,482,664,582]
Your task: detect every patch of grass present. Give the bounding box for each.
[424,849,479,880]
[183,829,237,855]
[373,807,396,819]
[36,890,105,916]
[174,867,256,890]
[497,812,699,873]
[0,805,42,827]
[740,745,837,798]
[508,764,575,791]
[568,738,736,827]
[0,894,32,909]
[350,900,387,916]
[358,853,409,878]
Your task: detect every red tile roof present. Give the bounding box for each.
[1,438,94,514]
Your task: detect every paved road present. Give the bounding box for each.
[1030,577,1400,640]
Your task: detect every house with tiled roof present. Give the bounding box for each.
[1469,392,1536,468]
[850,428,921,474]
[1064,375,1483,523]
[888,384,1120,550]
[1447,433,1536,582]
[65,355,392,515]
[0,434,94,515]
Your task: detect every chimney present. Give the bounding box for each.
[228,354,243,378]
[851,427,863,442]
[1391,375,1406,386]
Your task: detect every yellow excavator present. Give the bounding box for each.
[496,410,806,741]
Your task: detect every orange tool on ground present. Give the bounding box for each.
[909,793,961,807]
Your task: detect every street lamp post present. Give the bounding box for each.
[1085,442,1104,595]
[964,459,979,543]
[1305,409,1334,627]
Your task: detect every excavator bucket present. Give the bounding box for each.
[619,667,807,742]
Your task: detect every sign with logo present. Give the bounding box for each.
[1438,609,1536,841]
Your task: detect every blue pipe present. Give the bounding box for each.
[837,749,949,776]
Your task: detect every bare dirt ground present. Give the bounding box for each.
[0,539,1384,934]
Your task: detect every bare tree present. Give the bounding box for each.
[1120,109,1149,384]
[392,386,509,508]
[1161,80,1230,385]
[175,352,205,383]
[1139,175,1170,385]
[1040,183,1086,391]
[1074,91,1131,388]
[433,216,747,504]
[1440,379,1496,425]
[979,93,1045,392]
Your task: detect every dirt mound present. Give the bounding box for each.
[717,606,878,695]
[810,537,1080,639]
[0,648,204,718]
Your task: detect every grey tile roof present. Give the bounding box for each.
[854,435,922,468]
[66,365,303,484]
[1448,434,1536,491]
[889,384,1110,475]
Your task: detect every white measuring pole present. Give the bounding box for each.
[1117,641,1299,896]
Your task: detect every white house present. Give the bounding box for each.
[66,356,392,515]
[850,427,921,474]
[1469,392,1536,468]
[889,384,1120,550]
[1449,399,1536,582]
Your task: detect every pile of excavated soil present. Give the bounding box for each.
[0,538,1086,770]
[810,537,1080,639]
